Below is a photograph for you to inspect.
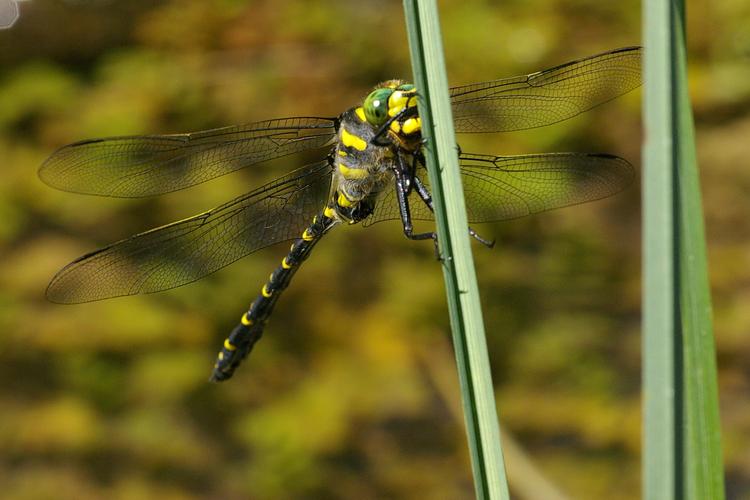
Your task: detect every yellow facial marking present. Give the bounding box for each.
[388,91,409,117]
[355,107,366,122]
[302,229,314,241]
[338,163,369,180]
[337,191,353,208]
[262,284,272,298]
[224,339,237,351]
[390,120,401,134]
[282,257,292,269]
[402,117,422,135]
[341,127,367,151]
[324,206,336,219]
[241,313,253,326]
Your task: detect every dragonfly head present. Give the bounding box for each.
[363,81,421,147]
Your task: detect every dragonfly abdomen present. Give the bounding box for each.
[210,208,338,382]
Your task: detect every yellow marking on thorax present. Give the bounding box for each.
[337,191,354,208]
[338,163,369,180]
[390,121,401,134]
[355,107,366,122]
[337,150,347,157]
[341,127,367,151]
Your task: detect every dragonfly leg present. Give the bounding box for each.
[393,172,436,242]
[392,153,438,258]
[411,173,496,249]
[468,227,496,248]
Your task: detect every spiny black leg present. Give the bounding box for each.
[468,227,496,248]
[411,172,432,207]
[392,152,439,257]
[393,173,435,243]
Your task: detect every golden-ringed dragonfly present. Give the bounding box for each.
[40,47,642,382]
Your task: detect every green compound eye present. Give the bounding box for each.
[396,83,415,92]
[363,88,394,126]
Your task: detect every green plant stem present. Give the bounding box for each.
[643,0,677,496]
[402,1,509,499]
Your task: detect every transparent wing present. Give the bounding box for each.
[456,152,633,221]
[39,117,337,197]
[450,46,642,133]
[46,160,333,303]
[364,152,633,226]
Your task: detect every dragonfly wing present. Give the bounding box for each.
[39,117,337,197]
[364,152,633,226]
[46,160,333,303]
[459,152,633,222]
[450,46,642,133]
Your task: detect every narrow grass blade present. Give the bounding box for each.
[642,1,725,499]
[402,1,509,499]
[672,4,725,499]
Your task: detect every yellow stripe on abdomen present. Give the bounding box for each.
[337,191,354,208]
[338,163,369,180]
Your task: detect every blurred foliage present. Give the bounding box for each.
[0,0,747,499]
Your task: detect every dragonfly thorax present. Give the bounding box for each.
[329,81,423,224]
[332,108,397,223]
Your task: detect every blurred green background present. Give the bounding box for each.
[1,0,748,499]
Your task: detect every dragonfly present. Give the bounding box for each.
[40,46,642,382]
